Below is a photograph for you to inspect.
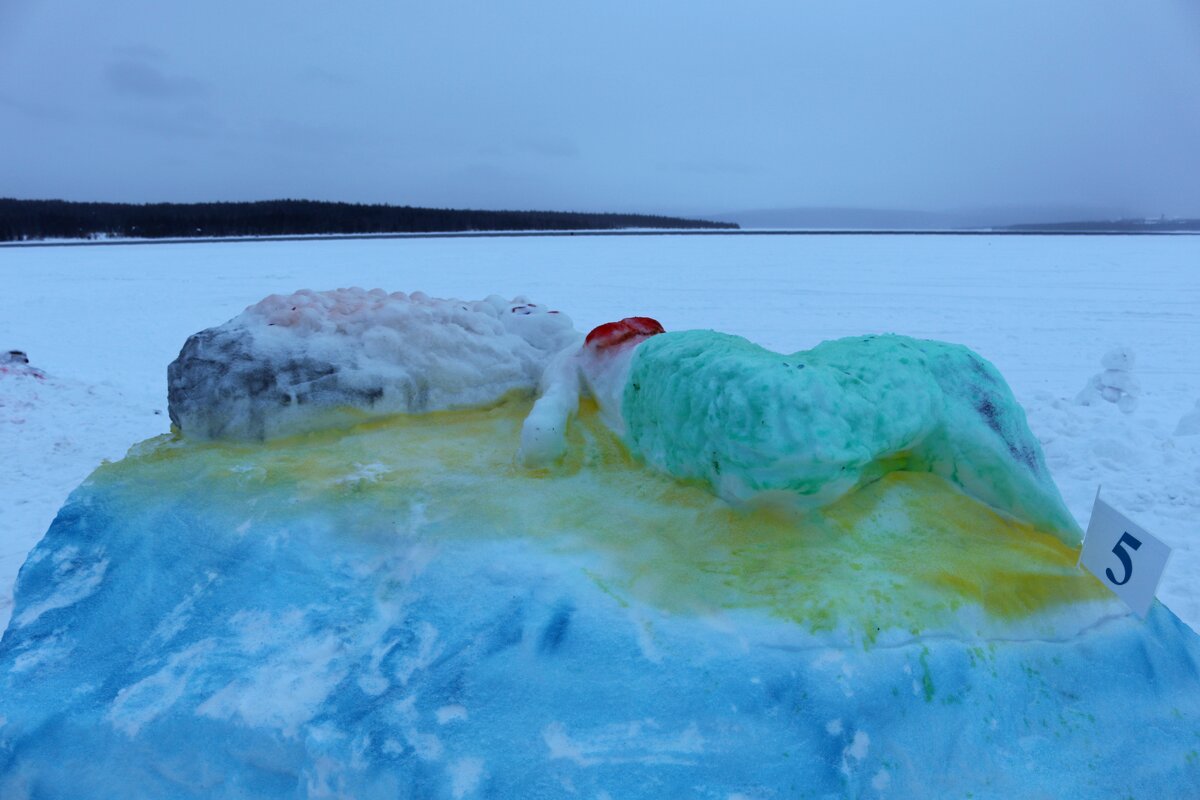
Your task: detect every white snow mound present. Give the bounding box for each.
[1076,345,1139,414]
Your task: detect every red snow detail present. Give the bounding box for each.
[0,365,46,379]
[584,317,665,350]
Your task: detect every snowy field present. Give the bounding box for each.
[1,233,1198,633]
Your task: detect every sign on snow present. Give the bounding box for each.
[1079,492,1171,618]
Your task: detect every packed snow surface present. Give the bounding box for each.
[1,233,1199,632]
[168,288,577,439]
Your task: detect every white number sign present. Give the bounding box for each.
[1078,493,1171,618]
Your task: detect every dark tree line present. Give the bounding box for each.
[0,199,737,242]
[1004,218,1200,233]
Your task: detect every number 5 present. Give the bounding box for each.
[1106,532,1142,586]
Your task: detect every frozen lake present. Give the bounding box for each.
[2,233,1198,630]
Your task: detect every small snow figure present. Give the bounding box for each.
[1175,400,1200,437]
[1075,346,1139,413]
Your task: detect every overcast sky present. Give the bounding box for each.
[2,1,1199,217]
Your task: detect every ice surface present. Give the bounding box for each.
[2,400,1198,798]
[168,288,579,439]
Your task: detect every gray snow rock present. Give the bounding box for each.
[167,288,579,440]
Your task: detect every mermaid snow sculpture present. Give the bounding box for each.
[165,290,1078,541]
[520,317,1081,543]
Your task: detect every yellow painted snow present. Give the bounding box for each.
[119,397,1109,639]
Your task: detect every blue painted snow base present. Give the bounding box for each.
[2,408,1199,799]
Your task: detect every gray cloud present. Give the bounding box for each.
[297,67,355,89]
[111,44,169,62]
[0,91,75,123]
[259,117,360,153]
[105,59,206,100]
[662,158,762,176]
[110,105,221,140]
[514,137,580,159]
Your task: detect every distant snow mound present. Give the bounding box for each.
[1176,400,1200,437]
[168,288,579,439]
[1075,346,1138,413]
[1,349,45,380]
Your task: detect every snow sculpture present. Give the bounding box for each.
[1176,399,1200,437]
[522,317,1080,542]
[168,288,579,440]
[1075,346,1138,413]
[4,297,1199,798]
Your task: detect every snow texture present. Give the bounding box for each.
[168,288,578,440]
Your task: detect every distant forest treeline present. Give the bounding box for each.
[1003,218,1200,233]
[0,199,738,241]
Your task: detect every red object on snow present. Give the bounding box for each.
[584,317,665,351]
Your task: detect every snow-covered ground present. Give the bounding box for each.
[1,234,1198,632]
